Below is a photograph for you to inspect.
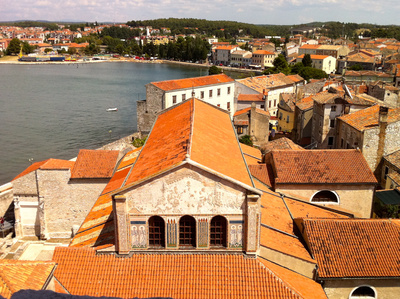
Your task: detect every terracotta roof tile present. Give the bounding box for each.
[0,260,56,299]
[295,95,314,111]
[299,44,320,49]
[338,105,400,131]
[117,147,141,170]
[249,164,274,188]
[71,149,119,179]
[240,143,262,160]
[12,159,75,181]
[124,99,255,190]
[151,74,234,91]
[312,90,345,104]
[260,192,294,235]
[384,149,400,169]
[237,93,264,102]
[301,218,400,278]
[272,149,377,185]
[297,54,330,60]
[237,73,296,94]
[53,247,310,298]
[233,107,270,117]
[253,50,275,55]
[261,137,304,154]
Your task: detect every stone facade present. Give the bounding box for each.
[275,184,375,218]
[323,278,400,299]
[0,183,14,223]
[113,165,260,254]
[13,168,108,239]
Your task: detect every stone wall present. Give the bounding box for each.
[38,169,108,238]
[0,183,14,222]
[259,246,316,279]
[276,184,375,218]
[137,84,165,133]
[324,278,400,299]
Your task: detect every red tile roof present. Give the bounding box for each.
[297,54,330,60]
[237,93,264,102]
[233,107,270,117]
[240,143,262,160]
[151,74,234,91]
[295,96,314,111]
[271,149,377,185]
[261,137,304,154]
[53,247,316,298]
[301,218,400,278]
[70,149,119,179]
[249,164,274,188]
[12,159,75,181]
[253,50,275,55]
[0,260,56,299]
[123,99,255,190]
[338,105,400,131]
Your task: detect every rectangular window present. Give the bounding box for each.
[341,138,344,148]
[182,94,186,101]
[331,105,336,112]
[274,100,276,107]
[384,166,389,179]
[261,104,265,109]
[330,119,335,128]
[269,101,271,108]
[172,95,177,104]
[201,91,204,99]
[227,102,230,111]
[237,126,243,134]
[227,87,231,94]
[328,137,334,146]
[286,115,290,123]
[209,90,213,98]
[217,88,221,96]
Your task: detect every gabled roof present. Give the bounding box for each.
[338,105,400,131]
[12,159,75,181]
[295,95,314,111]
[312,89,345,104]
[300,218,400,279]
[261,137,304,154]
[253,50,275,55]
[70,149,119,179]
[151,74,234,91]
[53,247,320,299]
[0,260,56,299]
[271,149,377,185]
[237,73,296,94]
[384,149,400,170]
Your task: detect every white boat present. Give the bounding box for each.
[107,108,118,112]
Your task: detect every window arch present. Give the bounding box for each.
[311,190,339,203]
[350,286,376,299]
[179,215,196,248]
[210,216,227,248]
[148,216,165,248]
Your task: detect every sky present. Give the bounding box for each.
[1,0,399,26]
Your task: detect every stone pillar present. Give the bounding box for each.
[166,218,178,249]
[38,196,49,240]
[113,195,130,254]
[245,194,260,254]
[13,197,23,238]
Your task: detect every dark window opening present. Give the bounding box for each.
[148,216,165,248]
[351,286,375,298]
[179,215,196,248]
[311,190,338,203]
[210,216,227,247]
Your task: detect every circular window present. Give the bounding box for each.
[311,190,339,203]
[350,286,376,299]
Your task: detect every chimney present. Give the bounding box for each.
[375,106,389,173]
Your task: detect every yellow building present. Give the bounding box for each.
[277,93,296,132]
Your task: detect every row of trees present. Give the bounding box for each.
[264,54,328,81]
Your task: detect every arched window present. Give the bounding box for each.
[179,216,196,248]
[311,190,339,203]
[148,216,165,248]
[210,216,227,248]
[350,286,376,299]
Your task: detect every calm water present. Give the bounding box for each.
[0,62,208,185]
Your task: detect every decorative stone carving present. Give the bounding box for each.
[229,220,244,248]
[131,218,147,249]
[198,218,208,248]
[167,219,177,248]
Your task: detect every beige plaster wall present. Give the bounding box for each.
[276,184,375,218]
[259,246,316,279]
[324,278,400,299]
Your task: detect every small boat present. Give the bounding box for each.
[107,108,118,112]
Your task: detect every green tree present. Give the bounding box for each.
[115,44,125,55]
[7,38,21,55]
[44,48,53,53]
[68,47,77,55]
[302,54,312,67]
[22,42,34,54]
[298,67,328,81]
[290,62,304,74]
[264,54,290,75]
[209,65,222,75]
[239,135,253,146]
[348,64,363,71]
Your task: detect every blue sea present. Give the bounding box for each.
[0,61,208,184]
